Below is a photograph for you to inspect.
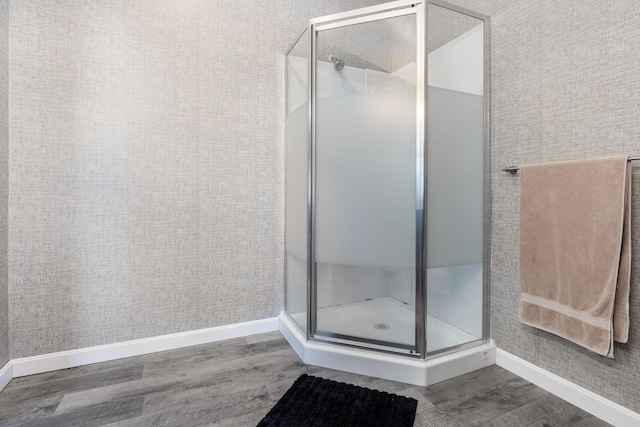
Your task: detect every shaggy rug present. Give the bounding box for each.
[257,374,418,426]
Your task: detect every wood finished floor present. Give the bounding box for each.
[0,331,609,427]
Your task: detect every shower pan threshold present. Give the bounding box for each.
[279,311,495,387]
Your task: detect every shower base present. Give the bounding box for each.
[280,308,495,387]
[304,297,477,352]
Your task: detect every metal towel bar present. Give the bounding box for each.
[502,156,640,174]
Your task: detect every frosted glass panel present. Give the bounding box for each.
[426,4,484,353]
[427,87,483,268]
[285,31,309,332]
[315,89,416,269]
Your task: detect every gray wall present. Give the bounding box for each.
[6,0,385,359]
[445,0,640,414]
[0,0,8,368]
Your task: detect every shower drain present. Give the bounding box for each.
[373,323,390,330]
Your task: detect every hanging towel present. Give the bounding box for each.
[519,156,631,358]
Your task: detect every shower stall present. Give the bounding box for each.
[281,0,492,386]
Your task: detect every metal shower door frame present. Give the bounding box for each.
[303,0,491,360]
[307,1,424,357]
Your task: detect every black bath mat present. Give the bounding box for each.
[257,374,418,427]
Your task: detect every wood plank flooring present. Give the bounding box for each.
[0,331,609,426]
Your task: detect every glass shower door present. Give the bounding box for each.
[312,9,419,353]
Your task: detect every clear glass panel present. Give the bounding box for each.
[314,13,417,350]
[285,30,309,332]
[426,4,484,353]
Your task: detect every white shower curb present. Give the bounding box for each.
[278,311,495,387]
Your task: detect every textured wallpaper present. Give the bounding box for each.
[0,0,8,368]
[441,0,640,414]
[490,0,640,413]
[6,0,385,359]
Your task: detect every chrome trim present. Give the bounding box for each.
[309,0,422,26]
[309,336,421,358]
[503,156,640,173]
[284,28,307,56]
[482,15,492,346]
[314,330,417,353]
[415,1,427,360]
[428,0,488,20]
[306,21,315,342]
[315,7,417,32]
[283,52,289,314]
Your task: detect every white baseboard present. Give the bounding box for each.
[0,360,12,392]
[496,349,640,427]
[7,317,278,380]
[3,322,638,427]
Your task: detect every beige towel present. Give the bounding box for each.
[519,156,631,358]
